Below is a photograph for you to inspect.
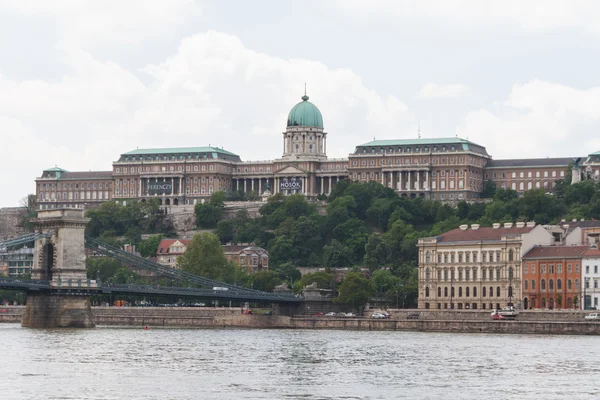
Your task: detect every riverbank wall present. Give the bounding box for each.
[3,306,600,334]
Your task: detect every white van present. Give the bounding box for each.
[584,313,600,320]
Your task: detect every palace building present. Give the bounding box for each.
[35,92,600,209]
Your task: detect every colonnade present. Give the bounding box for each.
[381,170,430,191]
[232,175,345,196]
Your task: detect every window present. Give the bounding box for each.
[549,279,554,290]
[482,287,487,297]
[557,264,562,274]
[541,279,546,290]
[426,268,431,281]
[425,252,431,263]
[532,280,536,290]
[508,249,514,261]
[444,287,448,297]
[557,279,562,290]
[473,287,477,297]
[425,287,430,297]
[568,279,572,290]
[459,287,462,297]
[586,265,590,274]
[549,264,554,274]
[465,287,470,297]
[524,265,529,274]
[496,287,501,297]
[524,280,528,290]
[541,264,546,274]
[438,287,442,297]
[532,265,536,274]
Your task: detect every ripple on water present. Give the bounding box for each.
[1,325,600,399]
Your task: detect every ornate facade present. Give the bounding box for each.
[34,93,600,209]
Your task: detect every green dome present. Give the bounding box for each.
[287,95,323,128]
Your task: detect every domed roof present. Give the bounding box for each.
[287,95,323,128]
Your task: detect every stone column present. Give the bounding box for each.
[244,179,247,193]
[324,136,327,155]
[258,178,262,194]
[425,171,429,189]
[236,179,239,191]
[381,170,385,185]
[399,172,403,191]
[320,177,324,194]
[408,171,412,191]
[415,171,420,191]
[251,179,255,192]
[328,176,332,194]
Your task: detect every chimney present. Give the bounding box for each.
[516,222,525,228]
[493,223,501,229]
[526,221,536,228]
[504,222,513,229]
[471,224,480,230]
[459,224,468,231]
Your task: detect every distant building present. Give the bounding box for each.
[33,92,600,209]
[521,245,589,310]
[0,247,34,277]
[417,222,554,310]
[582,246,600,310]
[155,239,269,274]
[156,239,191,268]
[222,244,269,274]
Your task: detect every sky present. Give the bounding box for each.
[2,0,600,207]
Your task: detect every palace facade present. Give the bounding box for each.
[35,93,600,209]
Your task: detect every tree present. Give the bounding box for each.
[480,180,497,198]
[18,194,38,232]
[138,234,163,258]
[364,233,391,271]
[335,271,375,312]
[248,271,282,292]
[177,232,231,281]
[323,240,352,268]
[297,271,335,290]
[215,220,235,244]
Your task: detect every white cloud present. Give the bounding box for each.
[418,83,469,99]
[1,0,202,44]
[457,80,600,159]
[0,31,416,206]
[338,0,600,34]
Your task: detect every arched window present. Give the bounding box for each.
[458,287,463,297]
[568,279,572,290]
[557,279,562,290]
[482,287,487,297]
[438,287,442,297]
[451,287,455,297]
[549,279,554,290]
[496,286,501,297]
[524,280,528,290]
[532,280,536,290]
[541,279,546,290]
[542,298,546,308]
[426,268,431,281]
[508,286,513,297]
[466,287,470,297]
[444,287,448,297]
[509,250,514,262]
[473,287,477,297]
[575,279,580,289]
[489,286,494,297]
[568,298,573,308]
[425,252,431,263]
[508,266,514,280]
[425,287,430,297]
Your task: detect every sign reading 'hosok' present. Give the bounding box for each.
[279,179,302,191]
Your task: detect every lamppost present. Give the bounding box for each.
[450,270,454,309]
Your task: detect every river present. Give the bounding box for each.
[1,323,599,399]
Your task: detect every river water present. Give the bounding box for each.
[1,324,599,400]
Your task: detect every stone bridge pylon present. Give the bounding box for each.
[22,208,95,328]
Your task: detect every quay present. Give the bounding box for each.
[2,307,600,335]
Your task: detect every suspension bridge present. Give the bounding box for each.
[0,208,300,328]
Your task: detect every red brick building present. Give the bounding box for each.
[521,246,588,310]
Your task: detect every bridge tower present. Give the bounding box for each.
[22,208,95,328]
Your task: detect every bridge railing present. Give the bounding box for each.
[0,231,54,250]
[84,235,263,294]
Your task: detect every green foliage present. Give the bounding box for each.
[248,270,282,292]
[86,199,174,241]
[297,271,335,290]
[177,232,234,281]
[86,257,123,282]
[335,271,375,311]
[19,194,38,232]
[138,234,163,258]
[215,220,235,243]
[323,239,352,268]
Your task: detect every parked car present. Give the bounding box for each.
[314,312,325,317]
[407,313,420,320]
[324,312,337,317]
[371,313,386,319]
[584,313,600,320]
[345,313,356,317]
[491,312,505,320]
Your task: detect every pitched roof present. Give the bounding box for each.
[61,171,113,180]
[156,239,190,255]
[358,137,480,147]
[583,247,600,258]
[222,244,250,254]
[486,157,576,168]
[522,245,589,259]
[122,146,238,157]
[437,225,536,243]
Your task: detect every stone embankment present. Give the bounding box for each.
[3,306,600,334]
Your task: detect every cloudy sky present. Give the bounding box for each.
[2,0,600,206]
